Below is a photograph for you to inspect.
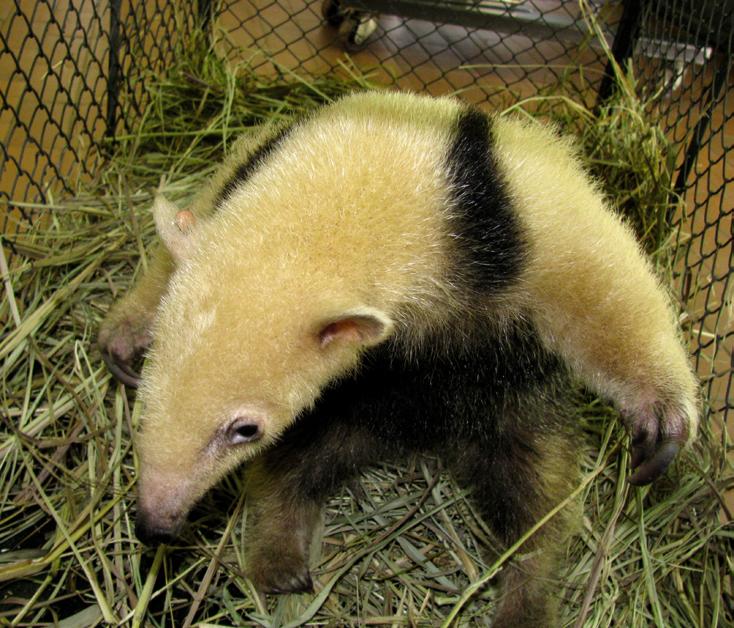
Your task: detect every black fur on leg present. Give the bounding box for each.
[244,420,393,594]
[244,459,320,595]
[448,404,579,627]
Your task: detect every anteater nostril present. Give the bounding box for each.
[135,518,177,546]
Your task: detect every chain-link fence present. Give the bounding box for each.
[1,0,731,423]
[215,1,620,102]
[0,0,196,232]
[632,1,733,434]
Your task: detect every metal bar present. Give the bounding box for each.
[672,54,730,200]
[106,0,122,139]
[199,0,213,32]
[342,0,591,44]
[596,0,644,106]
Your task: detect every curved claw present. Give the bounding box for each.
[630,426,656,470]
[101,349,142,388]
[629,440,680,486]
[265,571,314,595]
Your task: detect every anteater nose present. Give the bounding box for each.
[135,517,177,546]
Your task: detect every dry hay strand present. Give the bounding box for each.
[1,29,731,628]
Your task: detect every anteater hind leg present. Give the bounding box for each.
[451,414,579,627]
[244,418,389,594]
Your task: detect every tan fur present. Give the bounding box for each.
[100,91,698,531]
[492,116,699,441]
[98,244,174,363]
[136,93,466,520]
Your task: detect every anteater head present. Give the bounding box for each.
[134,195,394,542]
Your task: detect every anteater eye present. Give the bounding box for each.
[228,420,263,445]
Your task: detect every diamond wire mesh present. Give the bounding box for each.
[216,0,619,107]
[632,1,733,431]
[0,0,731,427]
[0,1,110,223]
[0,0,195,246]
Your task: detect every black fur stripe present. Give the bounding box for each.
[446,108,527,293]
[214,125,292,209]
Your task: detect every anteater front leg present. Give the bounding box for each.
[98,245,174,386]
[244,461,321,594]
[244,417,388,594]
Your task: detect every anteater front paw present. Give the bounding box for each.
[98,303,153,387]
[249,551,314,595]
[623,395,698,485]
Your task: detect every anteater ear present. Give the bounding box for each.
[317,307,394,349]
[153,195,197,264]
